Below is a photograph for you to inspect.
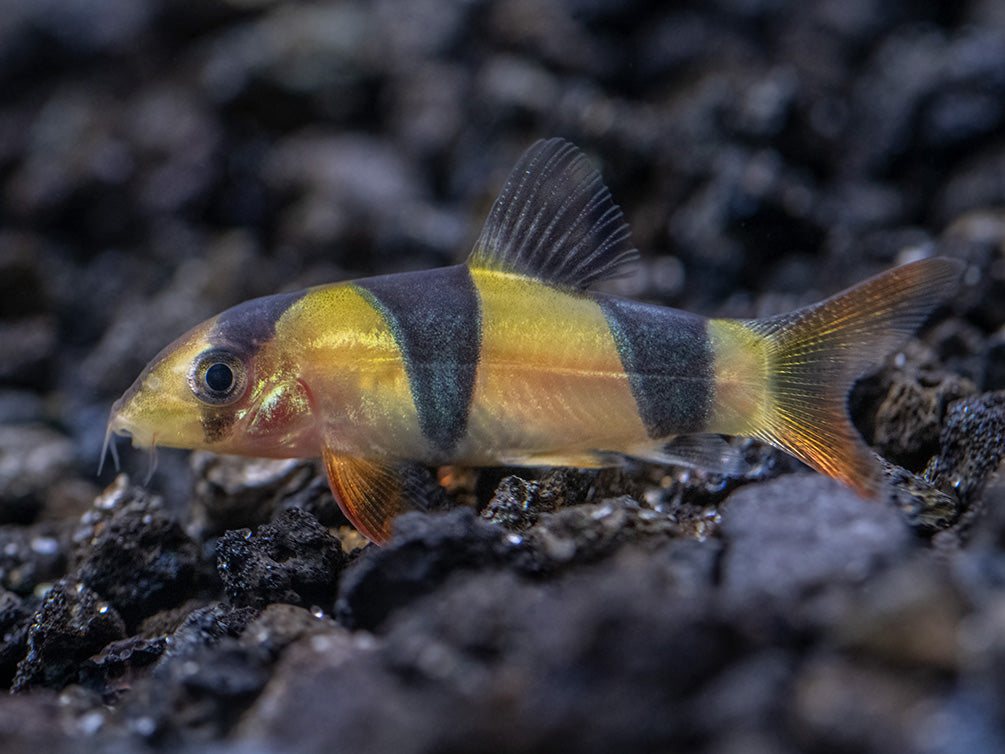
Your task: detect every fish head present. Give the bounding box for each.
[105,292,318,464]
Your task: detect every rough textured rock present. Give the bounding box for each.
[12,578,126,693]
[883,459,962,534]
[480,467,595,531]
[238,553,758,754]
[0,694,75,754]
[335,508,507,631]
[873,371,976,470]
[189,454,336,536]
[925,391,1005,506]
[719,474,911,604]
[217,507,348,610]
[239,603,343,658]
[0,588,32,687]
[119,604,263,744]
[513,495,703,575]
[78,635,167,698]
[72,477,216,630]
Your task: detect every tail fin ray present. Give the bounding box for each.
[747,257,963,497]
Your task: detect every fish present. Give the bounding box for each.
[103,138,962,544]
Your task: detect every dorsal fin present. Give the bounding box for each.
[467,138,639,290]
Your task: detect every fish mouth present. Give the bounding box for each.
[99,398,157,469]
[99,404,135,475]
[100,385,137,475]
[98,409,161,483]
[99,413,123,475]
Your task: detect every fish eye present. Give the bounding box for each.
[188,349,248,405]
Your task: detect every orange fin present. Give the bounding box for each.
[746,257,963,498]
[321,448,441,544]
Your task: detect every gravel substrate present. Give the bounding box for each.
[2,1,1005,752]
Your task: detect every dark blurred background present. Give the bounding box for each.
[2,0,1005,502]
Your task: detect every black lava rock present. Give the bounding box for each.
[12,579,126,693]
[513,495,699,575]
[190,455,337,536]
[122,604,266,745]
[873,370,976,470]
[78,635,167,698]
[0,588,32,687]
[883,459,962,534]
[73,479,216,630]
[0,424,76,524]
[237,547,757,754]
[335,508,508,631]
[719,474,911,605]
[481,467,596,531]
[216,507,348,610]
[239,603,343,659]
[925,390,1005,515]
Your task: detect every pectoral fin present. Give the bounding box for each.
[321,447,442,544]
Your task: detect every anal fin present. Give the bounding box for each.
[321,447,442,544]
[498,450,614,468]
[625,435,746,477]
[500,437,747,477]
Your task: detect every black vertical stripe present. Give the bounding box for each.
[209,290,307,357]
[355,265,481,456]
[598,296,713,438]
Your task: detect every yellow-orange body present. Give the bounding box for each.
[106,139,961,543]
[277,270,732,464]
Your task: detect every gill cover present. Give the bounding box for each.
[104,290,306,456]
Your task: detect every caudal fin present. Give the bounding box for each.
[747,257,963,497]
